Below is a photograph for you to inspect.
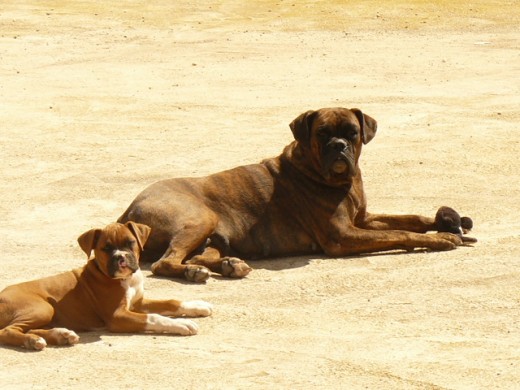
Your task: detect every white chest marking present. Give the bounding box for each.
[120,269,145,309]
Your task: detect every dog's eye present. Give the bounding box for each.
[102,244,113,253]
[348,132,358,141]
[126,239,136,248]
[317,129,329,139]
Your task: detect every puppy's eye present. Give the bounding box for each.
[102,244,113,253]
[126,239,136,248]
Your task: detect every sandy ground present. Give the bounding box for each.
[1,1,519,389]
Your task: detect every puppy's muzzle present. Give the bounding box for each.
[110,250,139,277]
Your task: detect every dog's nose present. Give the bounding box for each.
[330,138,348,151]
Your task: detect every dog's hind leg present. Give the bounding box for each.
[150,220,219,283]
[0,301,55,350]
[151,245,212,283]
[186,246,252,278]
[0,325,48,350]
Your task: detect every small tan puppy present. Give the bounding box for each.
[0,222,213,351]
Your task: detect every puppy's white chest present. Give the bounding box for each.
[120,269,145,309]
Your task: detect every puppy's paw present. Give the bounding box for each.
[180,300,213,317]
[146,314,199,335]
[184,265,211,283]
[52,328,80,345]
[221,257,252,278]
[25,336,47,351]
[170,318,199,336]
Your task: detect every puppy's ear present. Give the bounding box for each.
[125,221,151,251]
[289,110,317,145]
[77,228,101,259]
[351,108,377,144]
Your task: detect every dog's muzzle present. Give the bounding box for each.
[324,138,356,177]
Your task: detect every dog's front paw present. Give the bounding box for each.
[432,232,463,250]
[180,300,213,317]
[184,265,211,283]
[221,257,252,278]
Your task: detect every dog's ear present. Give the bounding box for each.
[77,228,101,259]
[351,108,377,144]
[125,221,151,251]
[289,110,318,145]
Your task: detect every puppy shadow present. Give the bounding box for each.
[1,344,41,353]
[0,332,103,353]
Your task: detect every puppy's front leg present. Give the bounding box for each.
[133,298,213,318]
[108,310,199,336]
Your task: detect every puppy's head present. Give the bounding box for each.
[77,222,151,279]
[289,107,377,185]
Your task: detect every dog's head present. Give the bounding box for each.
[289,107,377,185]
[77,222,151,279]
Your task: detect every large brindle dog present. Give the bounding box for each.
[118,107,474,282]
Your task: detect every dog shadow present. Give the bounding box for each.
[141,248,461,282]
[250,255,314,271]
[247,249,452,271]
[140,255,313,284]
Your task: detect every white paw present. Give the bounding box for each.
[26,336,47,351]
[146,314,199,335]
[180,300,213,317]
[53,328,80,345]
[172,318,199,336]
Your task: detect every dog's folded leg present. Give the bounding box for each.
[186,247,252,278]
[220,257,252,278]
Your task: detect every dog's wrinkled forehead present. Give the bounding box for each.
[96,223,135,249]
[312,108,360,134]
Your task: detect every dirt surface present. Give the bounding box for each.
[1,1,519,389]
